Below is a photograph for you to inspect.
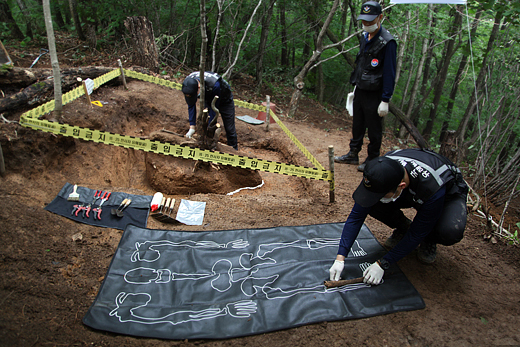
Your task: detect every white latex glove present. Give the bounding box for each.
[346,92,354,117]
[378,101,389,117]
[185,126,196,138]
[363,261,384,285]
[329,260,344,281]
[346,86,356,117]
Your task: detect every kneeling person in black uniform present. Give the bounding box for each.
[329,148,468,285]
[182,71,238,150]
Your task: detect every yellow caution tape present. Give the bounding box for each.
[216,97,323,170]
[91,101,103,107]
[19,69,333,183]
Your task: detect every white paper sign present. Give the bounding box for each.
[84,78,95,95]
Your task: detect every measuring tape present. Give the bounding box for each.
[19,69,333,183]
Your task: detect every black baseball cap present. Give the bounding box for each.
[182,77,199,106]
[358,1,382,22]
[353,157,405,207]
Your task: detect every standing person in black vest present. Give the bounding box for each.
[329,149,468,285]
[335,1,397,172]
[182,71,238,150]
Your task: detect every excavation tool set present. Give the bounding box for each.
[149,192,207,226]
[45,183,153,230]
[70,190,114,220]
[46,183,207,229]
[150,192,178,224]
[111,199,132,217]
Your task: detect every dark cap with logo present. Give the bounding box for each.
[182,77,199,106]
[353,156,405,207]
[358,1,382,22]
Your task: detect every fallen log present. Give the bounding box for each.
[0,78,54,113]
[0,65,40,85]
[0,66,114,86]
[389,102,429,150]
[0,66,117,113]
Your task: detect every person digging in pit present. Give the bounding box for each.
[329,148,469,285]
[182,71,238,150]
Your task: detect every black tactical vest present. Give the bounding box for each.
[385,149,468,205]
[186,71,231,102]
[350,27,395,91]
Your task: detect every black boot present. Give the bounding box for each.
[384,218,412,249]
[334,150,359,165]
[417,242,437,264]
[357,159,368,172]
[357,156,378,172]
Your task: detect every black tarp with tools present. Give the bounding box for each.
[82,222,425,340]
[45,183,152,230]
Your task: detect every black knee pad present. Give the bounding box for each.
[432,194,467,245]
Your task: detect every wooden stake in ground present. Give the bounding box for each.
[329,145,335,203]
[117,59,128,90]
[265,95,270,132]
[0,143,5,177]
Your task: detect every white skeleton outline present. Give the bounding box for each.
[110,237,371,326]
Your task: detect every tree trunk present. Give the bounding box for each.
[222,0,263,80]
[340,0,347,37]
[189,30,197,66]
[279,0,288,67]
[43,0,62,117]
[312,26,354,67]
[317,60,324,103]
[196,0,208,147]
[486,147,520,205]
[455,9,504,162]
[288,0,339,118]
[439,130,457,163]
[398,8,419,111]
[211,0,224,72]
[442,9,482,137]
[313,12,324,103]
[124,16,159,72]
[68,0,86,41]
[410,5,439,125]
[255,0,276,89]
[422,5,462,140]
[15,0,34,38]
[0,0,25,39]
[52,0,66,30]
[85,23,97,50]
[399,4,433,137]
[394,10,409,87]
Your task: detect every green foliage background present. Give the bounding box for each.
[1,0,520,199]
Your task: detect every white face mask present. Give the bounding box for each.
[380,189,402,204]
[363,23,379,33]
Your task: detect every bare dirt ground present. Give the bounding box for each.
[1,40,520,347]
